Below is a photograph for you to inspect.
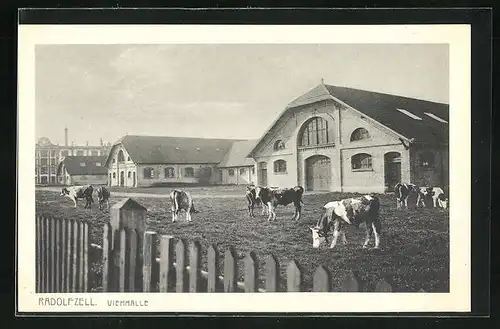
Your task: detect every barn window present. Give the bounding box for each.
[127,156,131,161]
[273,140,286,151]
[351,153,373,170]
[112,158,116,163]
[128,171,131,178]
[184,167,194,177]
[350,128,370,142]
[143,167,154,179]
[228,169,235,176]
[299,117,331,147]
[95,162,101,166]
[274,160,287,173]
[239,168,246,175]
[252,167,255,174]
[112,172,116,178]
[76,150,84,156]
[80,162,86,167]
[117,150,125,162]
[420,152,435,168]
[91,150,99,156]
[165,167,176,178]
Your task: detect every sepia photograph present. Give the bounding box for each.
[17,23,472,313]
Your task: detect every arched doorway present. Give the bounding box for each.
[384,152,402,192]
[120,171,125,187]
[305,155,332,191]
[258,162,267,186]
[133,172,136,187]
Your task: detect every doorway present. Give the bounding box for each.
[384,152,402,192]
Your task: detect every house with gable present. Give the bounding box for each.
[217,140,258,185]
[56,155,108,186]
[247,81,449,194]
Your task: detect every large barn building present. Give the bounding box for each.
[247,82,449,194]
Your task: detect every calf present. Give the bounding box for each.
[310,195,381,249]
[60,185,94,209]
[170,189,199,222]
[245,185,269,218]
[418,187,448,209]
[255,186,304,221]
[95,186,111,210]
[394,182,420,209]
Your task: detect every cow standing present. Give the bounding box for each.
[245,185,268,217]
[255,186,304,221]
[170,189,199,222]
[60,185,94,209]
[310,195,381,249]
[394,182,420,209]
[95,186,111,210]
[418,187,448,209]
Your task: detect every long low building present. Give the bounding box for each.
[56,155,108,186]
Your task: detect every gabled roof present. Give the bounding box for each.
[248,83,449,156]
[218,140,258,168]
[105,135,244,166]
[57,156,108,176]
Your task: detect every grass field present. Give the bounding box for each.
[35,187,449,292]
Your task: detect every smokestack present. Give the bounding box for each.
[100,138,103,146]
[86,141,89,146]
[64,127,68,146]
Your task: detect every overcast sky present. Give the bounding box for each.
[35,44,448,146]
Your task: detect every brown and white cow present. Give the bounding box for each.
[60,185,94,209]
[245,185,268,218]
[394,182,421,209]
[310,194,381,249]
[417,187,448,209]
[95,186,111,210]
[254,186,304,221]
[170,189,199,222]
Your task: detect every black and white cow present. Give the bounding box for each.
[170,189,199,222]
[417,187,448,209]
[60,185,94,209]
[310,195,381,249]
[254,186,304,221]
[245,185,268,218]
[95,186,111,210]
[394,182,421,209]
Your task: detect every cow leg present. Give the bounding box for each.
[341,231,348,245]
[171,206,176,222]
[187,208,192,222]
[404,198,408,209]
[372,220,381,249]
[266,203,273,221]
[261,203,267,216]
[329,221,341,249]
[433,197,437,208]
[293,201,302,221]
[73,198,77,208]
[363,222,373,248]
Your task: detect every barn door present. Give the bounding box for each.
[120,171,125,187]
[306,155,332,191]
[384,152,402,192]
[258,162,268,186]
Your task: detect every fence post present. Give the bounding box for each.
[60,218,68,293]
[110,198,147,293]
[176,239,188,292]
[244,251,259,292]
[313,265,331,292]
[49,217,56,293]
[102,223,113,292]
[286,260,302,292]
[189,241,202,293]
[143,231,158,292]
[127,228,139,292]
[65,218,73,293]
[265,254,280,292]
[71,219,80,292]
[78,221,85,292]
[207,244,220,293]
[55,218,62,292]
[223,246,237,293]
[159,235,174,293]
[82,221,90,292]
[43,216,49,293]
[35,216,41,293]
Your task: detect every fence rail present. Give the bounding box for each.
[36,197,424,293]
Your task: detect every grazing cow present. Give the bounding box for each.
[394,182,420,209]
[60,185,94,209]
[254,186,304,221]
[170,189,199,222]
[310,195,381,249]
[95,186,111,210]
[245,185,269,217]
[418,187,448,209]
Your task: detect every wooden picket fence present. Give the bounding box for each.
[35,216,90,293]
[35,197,420,293]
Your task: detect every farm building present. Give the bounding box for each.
[104,135,253,187]
[217,140,258,185]
[56,155,108,186]
[247,81,449,194]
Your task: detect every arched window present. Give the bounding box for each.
[351,153,373,170]
[252,167,255,174]
[117,150,125,162]
[184,167,194,177]
[165,167,176,178]
[143,167,154,179]
[228,169,235,176]
[274,160,287,173]
[112,172,116,178]
[299,117,331,147]
[350,128,370,142]
[239,168,246,175]
[127,171,131,178]
[420,152,435,168]
[273,140,286,151]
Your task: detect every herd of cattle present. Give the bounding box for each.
[57,182,448,250]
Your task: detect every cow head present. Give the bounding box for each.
[60,188,69,196]
[438,193,448,209]
[310,226,326,248]
[254,186,263,200]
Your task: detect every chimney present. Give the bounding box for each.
[86,141,89,146]
[100,138,103,146]
[64,127,68,146]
